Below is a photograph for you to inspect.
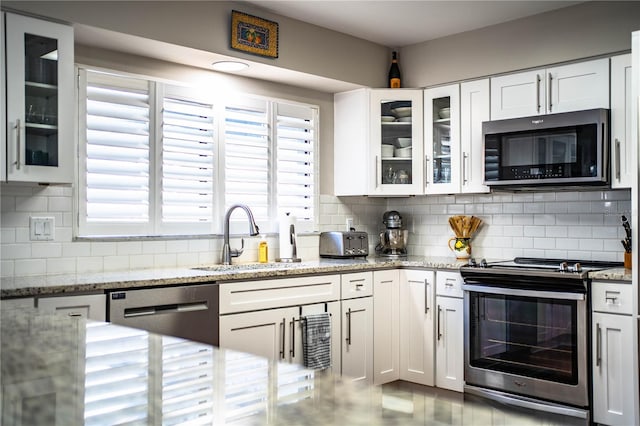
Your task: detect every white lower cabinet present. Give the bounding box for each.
[219,302,340,371]
[435,271,464,392]
[36,294,106,321]
[592,280,638,426]
[341,295,373,383]
[373,269,400,385]
[399,269,435,386]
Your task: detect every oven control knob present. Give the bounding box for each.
[468,258,477,267]
[560,261,569,272]
[480,258,488,268]
[573,262,582,273]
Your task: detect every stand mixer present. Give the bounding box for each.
[375,210,409,258]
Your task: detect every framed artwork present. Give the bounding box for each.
[231,10,279,58]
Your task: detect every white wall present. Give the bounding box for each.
[401,1,640,87]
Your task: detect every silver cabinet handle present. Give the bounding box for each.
[425,156,430,185]
[290,317,295,358]
[615,138,621,181]
[462,152,469,184]
[345,308,365,346]
[375,155,380,187]
[536,75,541,114]
[547,73,553,112]
[280,318,286,359]
[596,322,602,367]
[424,280,430,314]
[14,119,21,170]
[345,308,352,346]
[437,305,443,340]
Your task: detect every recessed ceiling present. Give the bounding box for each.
[241,0,582,47]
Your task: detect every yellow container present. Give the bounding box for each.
[259,237,268,263]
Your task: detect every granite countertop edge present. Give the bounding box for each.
[1,256,468,298]
[589,267,632,282]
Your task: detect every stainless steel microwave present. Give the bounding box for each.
[483,109,609,187]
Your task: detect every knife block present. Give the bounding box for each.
[624,251,632,269]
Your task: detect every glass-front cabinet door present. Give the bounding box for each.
[5,13,74,183]
[369,90,423,196]
[425,85,460,194]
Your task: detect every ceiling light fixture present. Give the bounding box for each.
[211,61,249,72]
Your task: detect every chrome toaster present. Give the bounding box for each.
[319,231,369,258]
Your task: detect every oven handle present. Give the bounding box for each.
[462,284,585,301]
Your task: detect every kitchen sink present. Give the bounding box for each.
[192,262,303,272]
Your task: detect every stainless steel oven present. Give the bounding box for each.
[461,258,621,420]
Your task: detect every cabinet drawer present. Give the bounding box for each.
[592,281,632,315]
[341,272,373,299]
[220,275,340,314]
[436,271,463,298]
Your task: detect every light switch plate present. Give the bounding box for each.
[30,217,55,241]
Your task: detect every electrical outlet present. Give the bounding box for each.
[346,217,354,231]
[30,217,55,241]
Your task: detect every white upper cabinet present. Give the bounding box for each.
[424,80,489,195]
[610,54,633,189]
[490,58,609,120]
[4,13,74,183]
[460,79,490,194]
[334,88,424,196]
[424,84,460,194]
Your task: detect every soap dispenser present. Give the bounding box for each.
[258,235,268,263]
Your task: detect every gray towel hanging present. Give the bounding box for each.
[302,313,331,370]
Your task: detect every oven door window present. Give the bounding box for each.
[468,292,578,384]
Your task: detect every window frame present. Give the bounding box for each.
[75,65,319,239]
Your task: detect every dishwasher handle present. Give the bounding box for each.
[123,301,209,318]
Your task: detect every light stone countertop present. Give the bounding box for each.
[1,256,468,298]
[589,267,632,282]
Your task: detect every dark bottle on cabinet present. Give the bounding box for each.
[388,51,401,88]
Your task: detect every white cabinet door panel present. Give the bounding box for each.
[548,58,609,113]
[592,312,637,426]
[373,269,399,385]
[399,270,435,386]
[490,69,545,120]
[435,296,464,392]
[341,296,373,384]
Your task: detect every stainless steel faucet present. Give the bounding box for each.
[222,204,260,265]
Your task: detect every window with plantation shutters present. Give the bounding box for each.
[161,86,216,234]
[78,69,152,236]
[276,103,317,230]
[223,100,270,225]
[77,67,318,238]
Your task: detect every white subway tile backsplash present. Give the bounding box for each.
[0,185,631,278]
[32,243,62,258]
[15,196,47,212]
[523,226,546,237]
[1,243,32,259]
[579,239,604,251]
[103,255,131,271]
[91,242,118,257]
[533,238,555,250]
[117,241,143,256]
[62,242,91,258]
[47,196,72,212]
[568,226,591,238]
[129,254,155,270]
[502,203,524,214]
[46,257,77,274]
[76,257,103,274]
[14,259,46,276]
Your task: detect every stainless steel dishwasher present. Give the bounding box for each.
[108,283,219,345]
